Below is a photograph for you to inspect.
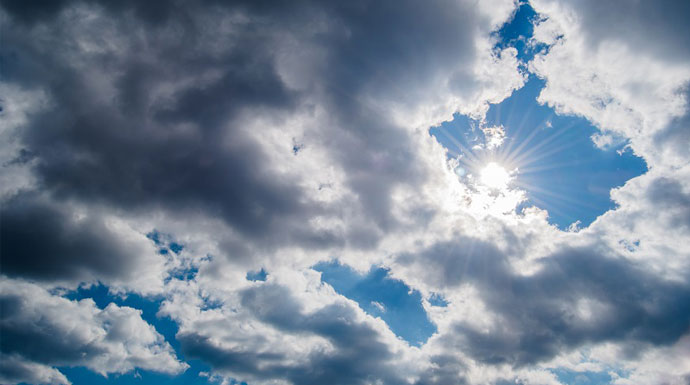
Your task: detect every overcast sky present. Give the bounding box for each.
[1,1,690,384]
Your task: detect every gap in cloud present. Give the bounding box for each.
[550,368,623,385]
[493,1,542,62]
[486,77,647,229]
[431,0,647,230]
[147,230,201,281]
[428,292,449,307]
[313,261,436,347]
[433,76,647,229]
[246,268,268,282]
[58,363,214,385]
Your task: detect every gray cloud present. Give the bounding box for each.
[398,239,690,366]
[646,177,690,229]
[179,282,410,385]
[413,354,469,385]
[558,0,690,64]
[0,193,146,282]
[0,0,501,256]
[0,1,516,381]
[0,354,69,385]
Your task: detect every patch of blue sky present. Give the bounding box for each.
[146,230,200,281]
[551,368,619,385]
[432,76,647,229]
[431,1,647,229]
[493,1,544,62]
[428,292,449,307]
[313,261,437,347]
[54,363,214,385]
[169,242,184,254]
[147,230,183,255]
[246,268,268,282]
[168,264,199,282]
[146,230,166,246]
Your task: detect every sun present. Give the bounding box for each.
[479,162,511,189]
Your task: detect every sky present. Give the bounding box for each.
[1,1,689,385]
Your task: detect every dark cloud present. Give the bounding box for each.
[0,0,70,24]
[0,0,493,259]
[396,237,509,289]
[0,353,66,385]
[0,193,144,282]
[398,239,690,366]
[558,0,690,64]
[0,295,107,363]
[413,354,468,385]
[0,0,184,25]
[180,282,409,385]
[646,177,690,229]
[653,87,690,166]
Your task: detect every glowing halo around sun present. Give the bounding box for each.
[479,162,511,190]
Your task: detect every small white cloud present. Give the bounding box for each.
[481,125,506,149]
[371,301,386,313]
[590,133,614,149]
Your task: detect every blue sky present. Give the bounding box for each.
[2,1,690,385]
[431,2,647,229]
[433,76,647,229]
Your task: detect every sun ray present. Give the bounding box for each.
[506,121,576,167]
[512,180,604,210]
[438,126,484,166]
[517,158,598,174]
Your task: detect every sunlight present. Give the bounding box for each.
[480,162,511,189]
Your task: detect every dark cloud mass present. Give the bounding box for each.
[399,239,690,365]
[0,193,142,281]
[561,0,690,63]
[0,0,501,382]
[0,0,487,251]
[180,283,410,385]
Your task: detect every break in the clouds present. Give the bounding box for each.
[1,1,689,384]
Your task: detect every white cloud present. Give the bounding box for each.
[530,0,690,168]
[0,278,187,384]
[159,268,425,385]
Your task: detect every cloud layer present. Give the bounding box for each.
[1,0,689,384]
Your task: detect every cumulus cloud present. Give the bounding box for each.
[0,0,521,275]
[159,269,423,385]
[529,0,690,168]
[0,279,187,384]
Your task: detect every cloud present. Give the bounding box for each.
[161,269,422,385]
[529,0,690,168]
[0,354,70,385]
[0,0,522,265]
[393,237,690,364]
[0,193,168,293]
[1,0,689,384]
[0,279,187,384]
